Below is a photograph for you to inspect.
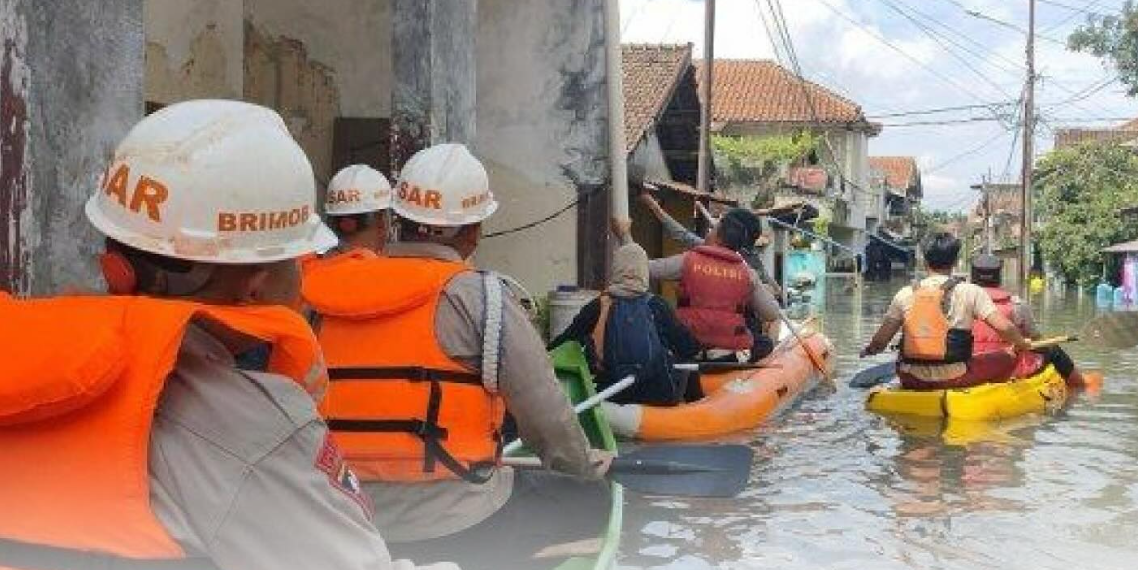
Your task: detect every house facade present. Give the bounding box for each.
[698,59,881,270]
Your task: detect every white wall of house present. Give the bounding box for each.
[144,0,244,102]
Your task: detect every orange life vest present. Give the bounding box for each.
[900,278,973,364]
[302,253,506,484]
[677,245,754,350]
[0,293,325,569]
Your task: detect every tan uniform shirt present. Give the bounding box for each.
[367,242,599,543]
[150,325,456,570]
[884,275,999,381]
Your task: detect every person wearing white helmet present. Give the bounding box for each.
[322,164,394,254]
[301,143,610,567]
[0,100,455,570]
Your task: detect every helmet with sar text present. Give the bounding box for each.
[325,164,392,216]
[84,99,337,264]
[393,143,498,227]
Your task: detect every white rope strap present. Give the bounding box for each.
[481,272,504,393]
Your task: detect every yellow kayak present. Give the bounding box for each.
[866,365,1068,421]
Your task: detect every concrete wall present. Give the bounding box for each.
[2,0,144,294]
[146,0,393,183]
[145,0,243,102]
[244,0,391,183]
[474,0,610,295]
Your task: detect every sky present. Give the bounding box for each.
[620,0,1137,212]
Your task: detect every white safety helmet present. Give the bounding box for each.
[325,164,392,216]
[85,99,337,264]
[393,143,498,227]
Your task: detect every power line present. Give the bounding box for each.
[931,0,1068,44]
[1042,0,1106,32]
[875,0,1020,99]
[867,101,1018,119]
[812,0,1001,107]
[927,125,1017,174]
[1037,0,1110,17]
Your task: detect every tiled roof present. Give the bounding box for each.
[695,59,874,129]
[869,156,918,191]
[1053,127,1138,149]
[622,44,693,153]
[1117,117,1138,130]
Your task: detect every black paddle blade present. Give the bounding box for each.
[611,444,753,498]
[1083,311,1138,349]
[849,361,897,388]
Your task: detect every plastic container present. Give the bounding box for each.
[1096,282,1114,309]
[1114,285,1128,308]
[548,286,599,340]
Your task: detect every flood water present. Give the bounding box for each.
[617,279,1138,570]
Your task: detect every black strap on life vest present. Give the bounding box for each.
[325,366,496,484]
[0,538,220,570]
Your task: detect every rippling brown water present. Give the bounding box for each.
[617,279,1138,570]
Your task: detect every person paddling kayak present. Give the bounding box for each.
[861,232,1033,390]
[970,253,1089,388]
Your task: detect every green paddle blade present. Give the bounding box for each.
[611,444,753,498]
[1083,311,1138,349]
[849,361,897,388]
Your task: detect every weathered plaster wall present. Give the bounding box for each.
[475,0,611,294]
[2,0,143,294]
[244,0,391,182]
[144,0,242,103]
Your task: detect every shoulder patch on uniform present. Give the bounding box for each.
[315,432,373,517]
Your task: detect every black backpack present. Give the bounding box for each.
[591,294,678,405]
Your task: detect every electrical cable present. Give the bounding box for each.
[1042,0,1106,32]
[811,0,1004,107]
[875,0,1022,98]
[482,184,605,239]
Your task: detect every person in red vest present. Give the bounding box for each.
[0,100,453,570]
[615,209,782,362]
[970,254,1088,387]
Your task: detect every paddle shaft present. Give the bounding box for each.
[502,455,718,475]
[501,374,635,456]
[779,313,831,382]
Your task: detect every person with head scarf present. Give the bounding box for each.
[550,243,702,405]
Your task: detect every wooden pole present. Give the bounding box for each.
[697,0,715,194]
[1021,0,1036,295]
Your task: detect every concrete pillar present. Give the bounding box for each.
[390,0,476,170]
[1,0,144,294]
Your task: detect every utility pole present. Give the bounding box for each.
[1020,0,1036,295]
[982,177,993,254]
[697,0,715,195]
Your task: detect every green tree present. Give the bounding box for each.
[1068,1,1138,95]
[1034,142,1138,285]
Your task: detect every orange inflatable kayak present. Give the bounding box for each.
[602,332,833,441]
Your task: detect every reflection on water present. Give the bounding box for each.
[618,279,1138,570]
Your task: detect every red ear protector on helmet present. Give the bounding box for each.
[99,251,137,295]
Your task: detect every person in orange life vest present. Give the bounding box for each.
[300,143,610,562]
[614,209,783,362]
[861,232,1033,390]
[0,100,455,570]
[970,254,1088,387]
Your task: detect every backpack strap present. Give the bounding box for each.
[590,294,613,371]
[940,277,962,315]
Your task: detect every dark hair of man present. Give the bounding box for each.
[922,232,962,272]
[329,213,374,238]
[717,209,762,252]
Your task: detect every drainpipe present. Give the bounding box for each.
[603,0,629,220]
